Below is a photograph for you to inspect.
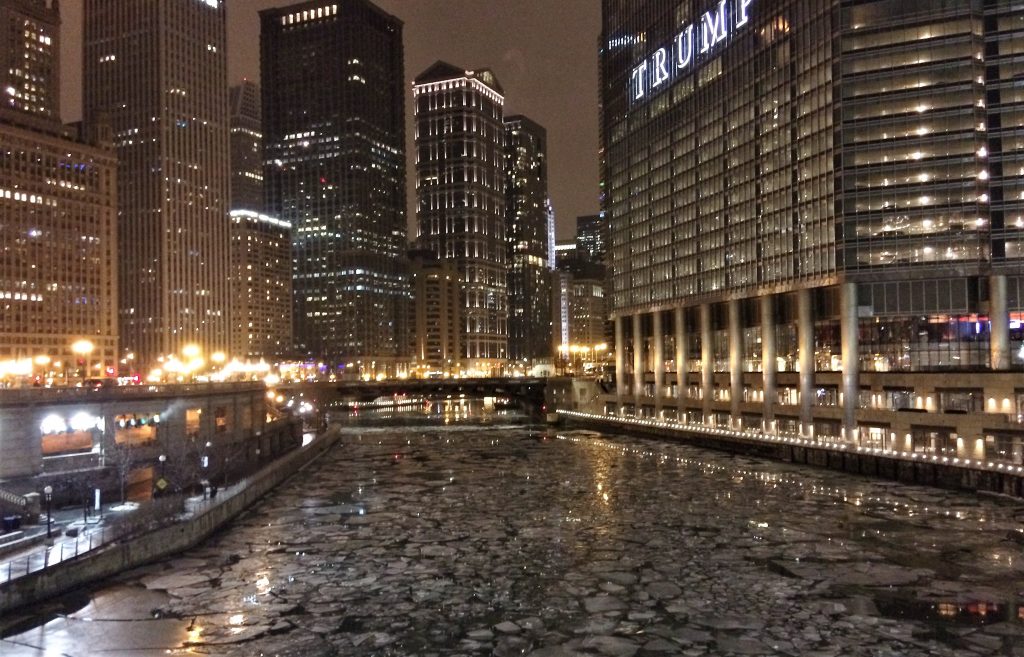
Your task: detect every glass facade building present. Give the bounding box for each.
[261,0,409,372]
[601,0,1024,462]
[414,62,508,374]
[505,115,552,363]
[229,81,264,215]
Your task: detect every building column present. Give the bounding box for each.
[652,311,664,416]
[728,299,742,427]
[614,315,626,412]
[991,274,1010,371]
[760,294,777,431]
[840,282,860,441]
[632,313,644,405]
[674,307,686,418]
[700,303,713,422]
[797,288,814,436]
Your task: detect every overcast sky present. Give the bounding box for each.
[58,0,602,239]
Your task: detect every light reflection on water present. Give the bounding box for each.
[3,406,1023,656]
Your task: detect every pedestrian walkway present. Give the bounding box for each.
[0,481,244,585]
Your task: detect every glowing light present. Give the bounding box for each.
[40,414,67,434]
[69,412,101,433]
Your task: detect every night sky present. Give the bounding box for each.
[58,0,602,240]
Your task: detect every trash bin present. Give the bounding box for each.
[2,516,19,532]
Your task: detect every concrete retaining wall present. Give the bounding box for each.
[561,414,1024,499]
[0,428,341,615]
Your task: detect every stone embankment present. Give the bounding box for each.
[559,411,1024,498]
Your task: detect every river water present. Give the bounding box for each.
[2,403,1024,656]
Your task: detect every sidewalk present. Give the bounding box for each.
[0,484,239,585]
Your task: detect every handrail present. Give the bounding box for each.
[0,488,27,511]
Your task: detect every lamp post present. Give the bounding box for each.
[71,339,95,384]
[43,485,53,538]
[156,454,167,497]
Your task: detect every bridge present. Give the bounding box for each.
[278,377,549,407]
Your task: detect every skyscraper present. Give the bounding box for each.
[409,249,461,376]
[505,115,552,364]
[602,0,1024,459]
[261,0,409,374]
[0,0,117,378]
[227,80,292,360]
[0,0,60,133]
[229,81,264,214]
[414,62,507,375]
[84,0,230,366]
[228,210,292,359]
[576,214,607,264]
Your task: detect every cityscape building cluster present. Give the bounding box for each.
[0,0,605,383]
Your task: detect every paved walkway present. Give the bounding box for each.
[0,485,239,585]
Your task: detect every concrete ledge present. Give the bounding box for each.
[0,427,341,615]
[559,411,1024,499]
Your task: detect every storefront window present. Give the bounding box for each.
[814,319,841,371]
[860,315,990,372]
[743,326,762,372]
[776,323,798,372]
[938,389,984,413]
[912,426,957,455]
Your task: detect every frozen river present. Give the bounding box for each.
[3,410,1024,656]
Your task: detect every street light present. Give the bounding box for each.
[158,454,166,477]
[71,339,95,384]
[43,485,53,538]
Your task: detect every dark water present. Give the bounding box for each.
[3,403,1023,656]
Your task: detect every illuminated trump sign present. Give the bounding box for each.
[630,0,754,103]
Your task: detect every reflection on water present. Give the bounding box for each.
[329,396,529,426]
[3,414,1024,657]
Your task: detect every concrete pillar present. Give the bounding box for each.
[0,409,41,478]
[674,307,686,417]
[760,294,777,427]
[797,288,814,435]
[991,274,1010,371]
[652,311,664,415]
[840,282,860,441]
[728,299,742,426]
[633,313,644,403]
[700,303,713,422]
[614,315,626,410]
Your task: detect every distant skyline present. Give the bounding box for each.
[58,0,602,240]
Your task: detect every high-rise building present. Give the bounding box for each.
[84,0,230,366]
[414,62,508,375]
[229,81,264,214]
[602,0,1024,459]
[409,249,461,376]
[505,115,552,363]
[576,213,607,264]
[0,0,118,379]
[0,0,60,133]
[229,211,292,359]
[555,240,579,272]
[262,1,409,375]
[551,270,607,368]
[227,80,292,360]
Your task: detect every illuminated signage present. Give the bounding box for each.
[630,0,754,103]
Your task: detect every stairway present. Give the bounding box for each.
[0,487,28,514]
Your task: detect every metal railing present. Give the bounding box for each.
[0,481,244,586]
[0,488,28,511]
